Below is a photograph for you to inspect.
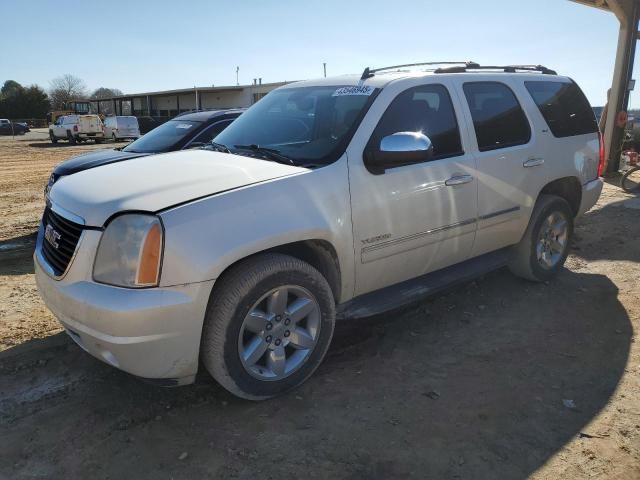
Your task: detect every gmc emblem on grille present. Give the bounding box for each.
[44,224,61,249]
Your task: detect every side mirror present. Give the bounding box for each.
[365,131,433,173]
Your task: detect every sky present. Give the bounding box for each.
[2,0,639,107]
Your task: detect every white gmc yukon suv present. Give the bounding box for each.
[36,63,603,399]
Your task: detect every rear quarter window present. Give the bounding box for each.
[524,81,598,137]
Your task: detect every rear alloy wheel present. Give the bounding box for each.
[508,194,573,282]
[201,253,335,400]
[535,211,569,270]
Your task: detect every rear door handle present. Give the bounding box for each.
[445,174,474,186]
[523,157,545,168]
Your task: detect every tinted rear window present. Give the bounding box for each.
[524,81,598,137]
[463,82,531,151]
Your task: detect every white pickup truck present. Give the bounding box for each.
[36,62,603,399]
[49,114,105,144]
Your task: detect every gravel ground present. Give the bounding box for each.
[0,133,639,479]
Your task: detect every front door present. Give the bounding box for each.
[348,82,478,295]
[53,117,65,137]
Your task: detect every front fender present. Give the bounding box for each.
[158,158,355,302]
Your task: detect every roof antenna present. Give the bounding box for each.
[360,67,374,80]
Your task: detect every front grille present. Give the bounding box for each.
[41,207,84,276]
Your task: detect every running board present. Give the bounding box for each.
[336,248,511,320]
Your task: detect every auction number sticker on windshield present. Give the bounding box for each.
[175,123,193,129]
[332,85,374,96]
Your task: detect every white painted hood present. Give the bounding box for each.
[49,150,307,226]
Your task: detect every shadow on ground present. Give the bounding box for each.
[0,233,36,275]
[0,267,631,479]
[571,198,640,263]
[27,142,97,149]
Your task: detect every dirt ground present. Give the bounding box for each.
[1,131,639,479]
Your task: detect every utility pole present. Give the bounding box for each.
[236,66,240,86]
[323,62,327,78]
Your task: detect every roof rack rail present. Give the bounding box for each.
[434,64,557,75]
[360,61,477,80]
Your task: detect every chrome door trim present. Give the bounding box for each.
[478,205,520,221]
[361,218,477,255]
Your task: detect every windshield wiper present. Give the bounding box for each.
[204,141,231,153]
[233,144,296,166]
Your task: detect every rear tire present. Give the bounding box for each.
[508,194,573,282]
[49,131,57,144]
[201,253,335,400]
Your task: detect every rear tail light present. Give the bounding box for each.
[73,125,78,132]
[598,131,605,177]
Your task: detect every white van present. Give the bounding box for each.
[103,116,140,141]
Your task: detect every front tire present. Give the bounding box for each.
[508,194,574,282]
[201,253,335,400]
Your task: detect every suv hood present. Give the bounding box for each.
[49,150,308,226]
[53,149,149,177]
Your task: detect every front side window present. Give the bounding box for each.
[123,119,203,153]
[190,120,233,145]
[215,85,379,165]
[463,82,531,151]
[369,84,463,159]
[524,81,598,137]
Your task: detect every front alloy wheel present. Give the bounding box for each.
[239,285,321,380]
[201,253,335,400]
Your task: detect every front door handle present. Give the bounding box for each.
[523,157,545,168]
[445,174,474,186]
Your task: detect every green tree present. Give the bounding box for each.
[1,80,22,96]
[0,80,50,118]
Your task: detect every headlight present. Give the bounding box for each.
[44,173,60,198]
[93,214,164,288]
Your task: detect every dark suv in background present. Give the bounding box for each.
[46,109,244,192]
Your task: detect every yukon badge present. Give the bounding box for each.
[44,224,61,249]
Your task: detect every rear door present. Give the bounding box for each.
[348,80,478,295]
[452,77,545,256]
[118,117,140,137]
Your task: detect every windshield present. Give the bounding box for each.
[215,85,378,165]
[123,119,202,153]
